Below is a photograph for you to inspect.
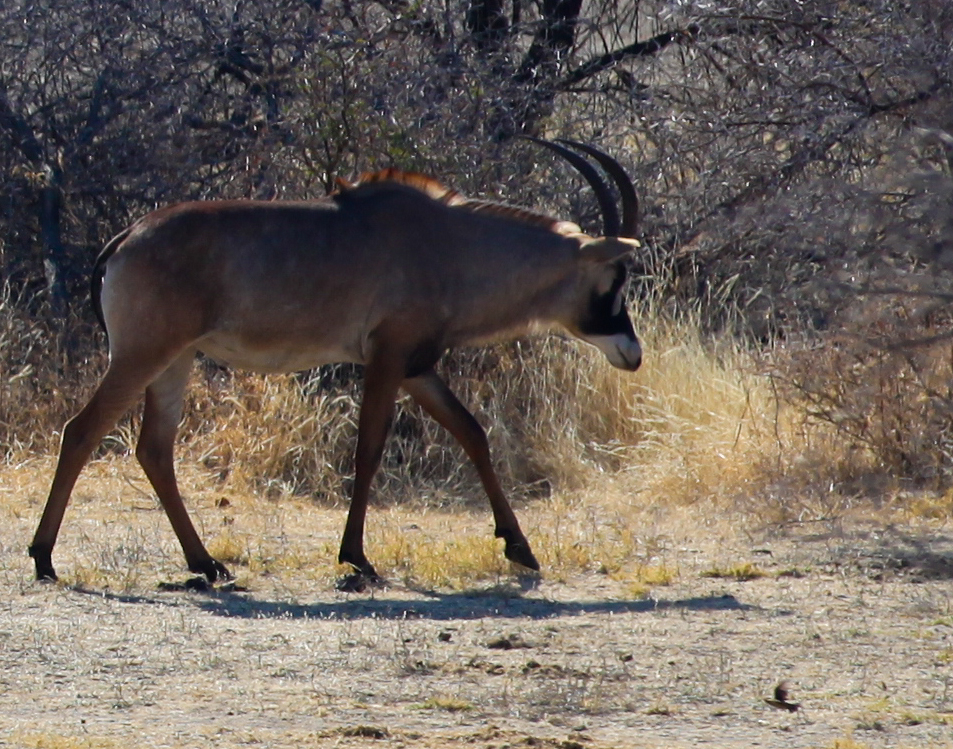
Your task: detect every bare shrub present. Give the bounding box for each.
[4,0,953,514]
[0,280,97,457]
[773,297,953,492]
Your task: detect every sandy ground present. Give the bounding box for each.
[2,487,953,749]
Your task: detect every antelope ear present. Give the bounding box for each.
[578,236,640,264]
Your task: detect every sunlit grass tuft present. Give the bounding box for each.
[412,696,473,712]
[700,562,767,582]
[611,563,679,599]
[8,292,950,592]
[10,733,123,749]
[826,738,874,749]
[370,520,509,589]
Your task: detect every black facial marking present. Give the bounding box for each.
[578,263,634,338]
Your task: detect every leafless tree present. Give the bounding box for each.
[3,0,953,485]
[1,0,951,338]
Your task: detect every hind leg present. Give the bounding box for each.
[135,350,230,582]
[30,359,159,580]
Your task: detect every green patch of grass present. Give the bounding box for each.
[897,709,953,727]
[412,696,473,712]
[645,701,674,716]
[701,562,767,581]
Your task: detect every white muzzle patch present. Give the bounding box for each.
[584,333,642,371]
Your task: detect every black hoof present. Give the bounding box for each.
[335,568,386,593]
[498,532,540,571]
[29,545,58,582]
[189,557,233,583]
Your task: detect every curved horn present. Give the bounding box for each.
[556,139,639,239]
[518,135,620,237]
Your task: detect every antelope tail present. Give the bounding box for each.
[90,227,132,339]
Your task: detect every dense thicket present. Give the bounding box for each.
[2,0,953,485]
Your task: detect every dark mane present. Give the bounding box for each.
[338,168,465,205]
[338,168,580,235]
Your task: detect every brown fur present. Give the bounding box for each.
[30,150,641,589]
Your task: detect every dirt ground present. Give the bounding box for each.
[2,495,953,749]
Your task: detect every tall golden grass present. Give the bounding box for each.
[0,285,91,458]
[2,281,949,589]
[115,308,779,516]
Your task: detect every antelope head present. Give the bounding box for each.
[521,137,642,371]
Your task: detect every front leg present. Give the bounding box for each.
[402,369,539,572]
[336,348,405,590]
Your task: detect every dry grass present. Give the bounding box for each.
[3,289,951,590]
[770,294,953,495]
[412,696,474,712]
[10,734,125,749]
[700,562,768,582]
[0,284,86,457]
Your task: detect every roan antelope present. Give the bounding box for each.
[29,139,641,589]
